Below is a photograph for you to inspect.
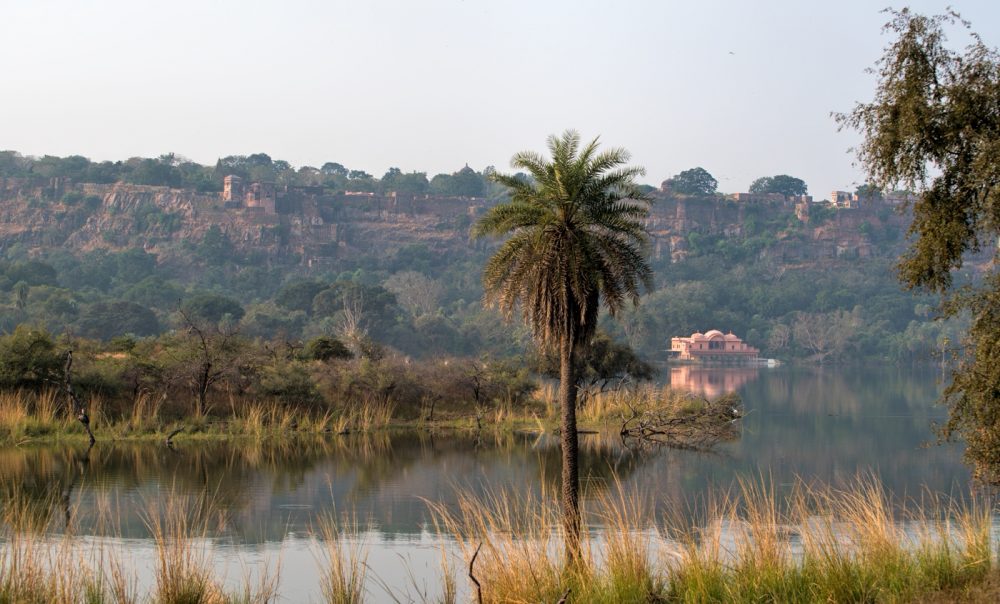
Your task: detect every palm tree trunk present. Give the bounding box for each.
[559,337,581,562]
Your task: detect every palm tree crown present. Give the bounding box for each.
[475,130,652,559]
[473,130,653,350]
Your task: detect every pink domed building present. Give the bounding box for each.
[669,330,759,364]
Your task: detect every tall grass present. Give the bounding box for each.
[0,388,408,445]
[0,473,994,602]
[144,493,223,603]
[663,477,994,603]
[534,382,699,426]
[427,482,664,604]
[426,477,995,603]
[125,392,165,434]
[349,395,395,432]
[313,512,368,604]
[0,390,70,442]
[0,534,109,604]
[143,490,279,604]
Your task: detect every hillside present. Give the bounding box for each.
[0,165,971,364]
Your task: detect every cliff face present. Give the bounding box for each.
[643,196,912,264]
[0,178,914,268]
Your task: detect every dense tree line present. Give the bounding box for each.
[0,150,503,199]
[0,149,954,367]
[0,205,954,366]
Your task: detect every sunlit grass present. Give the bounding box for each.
[0,390,72,442]
[0,474,995,603]
[423,475,995,603]
[663,477,995,603]
[0,384,732,447]
[0,388,411,445]
[313,511,368,604]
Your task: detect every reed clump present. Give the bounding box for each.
[663,477,994,603]
[0,534,117,604]
[0,474,994,602]
[427,483,665,604]
[426,477,994,604]
[143,490,279,604]
[0,390,70,442]
[344,395,395,433]
[313,512,368,604]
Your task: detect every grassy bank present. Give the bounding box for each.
[0,477,995,603]
[429,478,995,603]
[0,385,725,446]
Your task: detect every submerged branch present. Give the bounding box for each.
[620,392,743,452]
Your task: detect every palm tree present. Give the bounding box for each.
[473,130,653,558]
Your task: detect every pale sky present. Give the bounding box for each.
[2,0,999,197]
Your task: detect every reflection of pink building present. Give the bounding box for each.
[669,366,760,399]
[670,330,759,363]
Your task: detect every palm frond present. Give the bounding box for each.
[476,131,652,349]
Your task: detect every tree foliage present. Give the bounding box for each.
[181,293,245,324]
[533,330,654,389]
[663,167,718,196]
[78,301,160,340]
[838,9,1000,479]
[0,326,62,390]
[303,336,353,361]
[749,174,808,197]
[429,165,486,197]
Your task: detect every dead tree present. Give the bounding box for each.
[177,307,241,417]
[61,351,95,445]
[620,392,743,452]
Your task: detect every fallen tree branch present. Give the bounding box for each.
[165,426,184,447]
[620,392,743,452]
[469,542,483,604]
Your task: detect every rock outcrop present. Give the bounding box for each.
[0,179,923,269]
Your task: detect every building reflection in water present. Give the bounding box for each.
[669,365,762,399]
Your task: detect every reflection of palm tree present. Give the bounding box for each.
[475,131,652,557]
[529,433,647,497]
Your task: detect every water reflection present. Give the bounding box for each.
[0,367,970,545]
[668,365,761,398]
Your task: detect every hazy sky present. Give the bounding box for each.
[2,0,999,197]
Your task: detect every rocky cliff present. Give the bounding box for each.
[0,178,917,269]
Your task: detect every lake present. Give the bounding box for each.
[0,366,972,601]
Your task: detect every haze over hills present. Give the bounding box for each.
[0,150,974,363]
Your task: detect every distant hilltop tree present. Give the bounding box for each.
[749,174,808,197]
[662,167,718,196]
[380,167,429,195]
[429,165,486,197]
[855,183,883,201]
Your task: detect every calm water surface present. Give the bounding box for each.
[0,366,971,601]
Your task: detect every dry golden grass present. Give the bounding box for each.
[663,476,994,603]
[313,512,369,604]
[0,456,994,603]
[533,382,699,426]
[352,395,395,432]
[142,489,280,604]
[426,480,665,604]
[421,474,994,603]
